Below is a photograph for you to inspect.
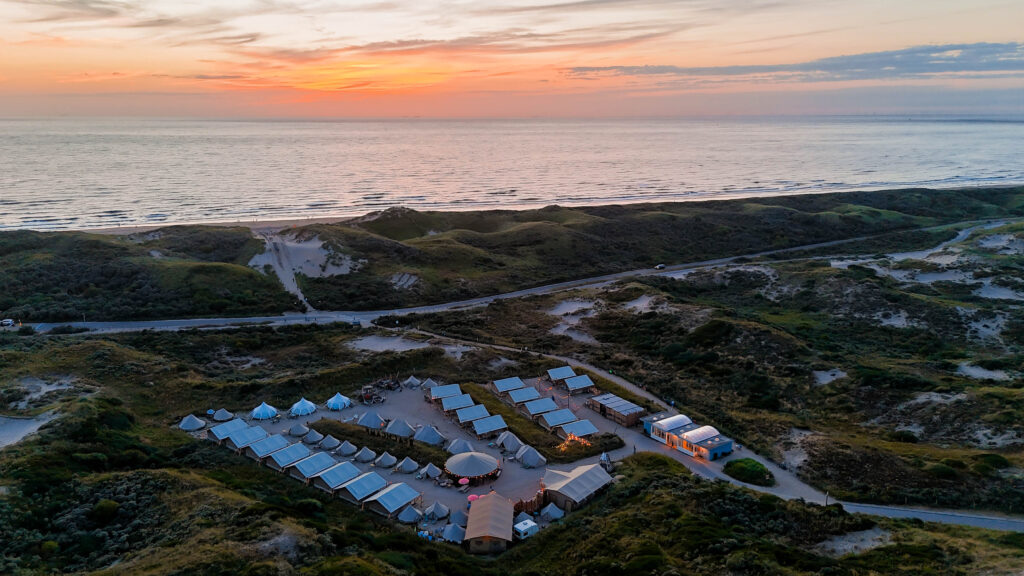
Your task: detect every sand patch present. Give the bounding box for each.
[0,412,58,449]
[978,233,1024,255]
[348,335,429,353]
[623,294,656,313]
[439,343,475,360]
[548,300,599,343]
[7,375,76,410]
[873,310,921,329]
[904,391,968,406]
[779,428,813,471]
[391,272,419,290]
[813,527,891,558]
[812,369,847,386]
[957,363,1011,381]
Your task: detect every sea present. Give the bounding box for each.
[2,116,1023,231]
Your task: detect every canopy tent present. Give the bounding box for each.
[250,402,278,421]
[508,386,541,405]
[540,502,564,521]
[354,446,377,463]
[397,505,424,524]
[456,404,489,425]
[364,482,420,517]
[441,523,465,543]
[522,397,558,417]
[374,451,397,468]
[289,397,317,417]
[208,418,247,443]
[465,493,514,544]
[385,419,415,438]
[336,440,358,456]
[212,408,234,422]
[288,423,309,437]
[425,501,450,520]
[427,383,461,400]
[472,414,508,437]
[515,445,547,468]
[496,431,524,453]
[337,472,388,503]
[302,430,324,445]
[325,393,352,411]
[493,376,525,393]
[540,409,578,429]
[418,463,443,479]
[395,456,419,474]
[319,435,340,450]
[449,509,469,528]
[178,414,205,431]
[413,425,446,446]
[546,366,576,381]
[446,438,475,455]
[402,375,422,388]
[421,378,440,390]
[514,511,533,525]
[444,452,499,479]
[542,464,612,507]
[356,411,385,429]
[312,462,361,492]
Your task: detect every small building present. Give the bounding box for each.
[288,451,337,483]
[539,408,577,431]
[336,472,388,504]
[456,404,489,425]
[363,482,420,518]
[542,464,613,512]
[563,374,595,395]
[586,393,646,427]
[427,384,463,402]
[464,493,514,554]
[678,425,734,461]
[507,386,541,406]
[556,419,599,439]
[546,366,576,383]
[312,462,361,494]
[207,418,247,444]
[223,425,269,452]
[472,414,508,439]
[244,434,290,462]
[442,393,475,412]
[266,442,311,472]
[643,413,697,446]
[492,376,525,395]
[521,397,559,419]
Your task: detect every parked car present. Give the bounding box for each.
[1,319,14,327]
[654,264,666,270]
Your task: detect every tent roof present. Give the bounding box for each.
[540,502,564,520]
[472,414,508,436]
[465,493,514,542]
[523,397,558,416]
[514,511,533,525]
[413,425,446,446]
[178,414,206,431]
[682,425,722,444]
[429,383,462,399]
[395,456,419,473]
[212,408,234,422]
[289,397,317,416]
[375,451,397,468]
[419,462,443,478]
[248,434,290,458]
[542,464,612,504]
[319,435,340,450]
[508,387,541,404]
[209,418,247,440]
[540,408,578,428]
[589,393,644,416]
[653,414,692,432]
[445,451,499,478]
[456,404,489,424]
[302,430,324,444]
[364,482,419,513]
[421,378,440,389]
[403,375,422,386]
[564,374,594,391]
[336,440,358,456]
[425,501,450,520]
[449,508,469,527]
[496,431,523,452]
[325,393,351,410]
[339,472,387,501]
[288,423,309,437]
[494,376,526,393]
[385,419,415,437]
[446,438,475,455]
[269,443,311,468]
[292,452,336,479]
[547,366,576,381]
[441,523,465,543]
[515,445,547,468]
[441,393,474,412]
[250,402,278,420]
[226,425,268,448]
[558,419,600,437]
[315,461,361,489]
[354,446,377,462]
[356,411,385,429]
[397,505,423,524]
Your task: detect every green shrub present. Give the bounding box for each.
[89,499,120,525]
[973,453,1011,469]
[926,463,958,480]
[888,430,919,443]
[724,458,776,487]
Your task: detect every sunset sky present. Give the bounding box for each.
[1,0,1023,117]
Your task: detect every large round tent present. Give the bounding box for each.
[289,397,317,417]
[444,451,500,481]
[325,393,351,411]
[250,402,278,421]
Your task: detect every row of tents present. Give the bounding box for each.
[181,395,355,430]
